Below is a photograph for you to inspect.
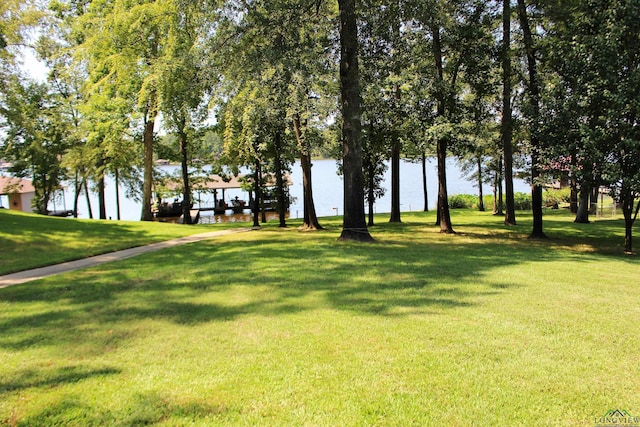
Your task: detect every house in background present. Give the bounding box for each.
[0,175,36,213]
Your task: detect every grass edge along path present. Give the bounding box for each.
[0,228,254,288]
[0,209,248,275]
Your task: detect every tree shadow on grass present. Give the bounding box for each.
[13,391,228,426]
[1,218,634,354]
[0,365,120,393]
[443,210,638,257]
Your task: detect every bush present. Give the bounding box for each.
[447,192,552,211]
[448,194,480,209]
[513,192,532,210]
[543,188,571,208]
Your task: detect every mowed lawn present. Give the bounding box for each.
[0,210,236,275]
[1,209,639,426]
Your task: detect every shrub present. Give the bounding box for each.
[513,192,532,210]
[543,188,571,208]
[448,194,480,209]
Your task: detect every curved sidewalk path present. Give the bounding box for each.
[0,228,254,289]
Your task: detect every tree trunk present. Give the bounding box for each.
[97,174,106,220]
[437,138,454,233]
[33,172,48,215]
[570,184,578,214]
[73,171,82,218]
[84,179,93,219]
[422,152,429,212]
[389,0,402,223]
[274,129,287,228]
[179,127,192,224]
[141,108,156,221]
[493,159,504,216]
[502,0,516,226]
[589,185,598,215]
[517,0,546,238]
[389,137,401,222]
[293,115,322,230]
[624,217,634,254]
[621,189,638,254]
[432,24,454,234]
[338,0,373,242]
[575,184,591,223]
[477,156,485,212]
[252,159,261,228]
[367,162,375,226]
[115,168,121,221]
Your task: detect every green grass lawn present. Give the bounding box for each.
[0,209,239,275]
[1,209,639,426]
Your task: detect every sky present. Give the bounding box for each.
[20,47,49,82]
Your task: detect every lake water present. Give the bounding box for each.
[50,158,530,221]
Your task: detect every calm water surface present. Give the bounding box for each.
[52,158,530,221]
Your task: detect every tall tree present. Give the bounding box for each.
[1,77,70,214]
[501,0,516,225]
[431,22,454,233]
[216,0,331,229]
[157,0,213,224]
[338,0,373,241]
[74,0,173,221]
[516,0,546,238]
[541,0,640,251]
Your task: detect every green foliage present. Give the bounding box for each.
[543,187,571,207]
[448,193,478,209]
[0,76,71,214]
[450,190,571,211]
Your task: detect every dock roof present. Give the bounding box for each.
[162,174,291,192]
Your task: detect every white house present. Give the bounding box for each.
[0,175,36,213]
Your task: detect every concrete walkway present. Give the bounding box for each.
[0,228,253,289]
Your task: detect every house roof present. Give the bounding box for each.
[0,175,36,195]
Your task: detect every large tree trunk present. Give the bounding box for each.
[338,0,373,242]
[179,127,192,224]
[422,152,429,212]
[389,0,401,223]
[517,0,546,238]
[437,138,454,233]
[293,115,322,230]
[575,184,591,223]
[502,0,516,226]
[432,24,454,234]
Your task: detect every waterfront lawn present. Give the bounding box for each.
[0,209,232,275]
[1,210,639,425]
